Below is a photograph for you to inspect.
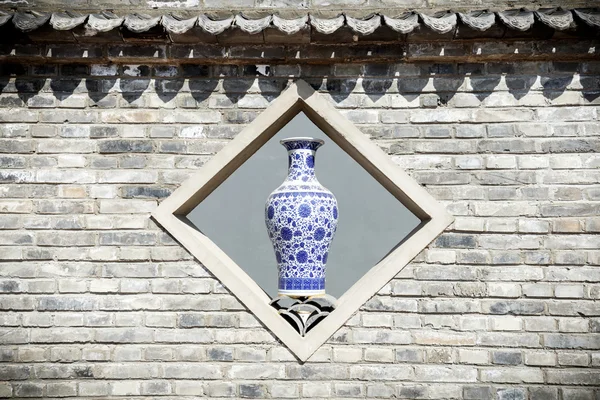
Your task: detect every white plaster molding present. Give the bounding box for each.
[151,80,454,362]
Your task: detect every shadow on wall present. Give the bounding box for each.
[0,63,599,106]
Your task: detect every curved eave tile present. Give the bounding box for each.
[124,13,161,33]
[13,11,50,32]
[86,12,124,32]
[198,14,233,35]
[0,11,13,26]
[50,11,87,30]
[310,14,344,34]
[234,14,272,34]
[419,11,457,34]
[535,8,575,30]
[346,14,381,35]
[272,14,308,35]
[162,14,198,35]
[383,13,419,34]
[574,8,600,28]
[498,9,535,31]
[459,11,496,32]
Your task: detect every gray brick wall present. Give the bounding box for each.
[0,59,599,398]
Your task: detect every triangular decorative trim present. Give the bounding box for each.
[152,80,454,362]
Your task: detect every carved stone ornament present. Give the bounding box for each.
[198,14,233,35]
[272,14,308,35]
[234,14,272,34]
[573,8,600,28]
[383,13,419,33]
[309,14,345,34]
[535,8,575,30]
[13,11,50,32]
[161,14,198,35]
[346,14,381,35]
[270,295,337,337]
[419,11,457,34]
[124,13,161,33]
[498,9,535,31]
[50,11,87,30]
[86,12,124,32]
[458,10,496,31]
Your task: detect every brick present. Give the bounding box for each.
[364,348,394,363]
[13,383,44,397]
[555,284,584,298]
[544,334,600,349]
[414,366,477,382]
[459,349,488,365]
[492,351,522,365]
[0,365,31,380]
[546,370,600,385]
[414,330,475,346]
[464,386,493,399]
[333,347,362,363]
[560,318,589,333]
[558,352,589,366]
[99,140,153,153]
[38,297,95,311]
[98,170,157,183]
[46,382,77,397]
[37,231,95,247]
[99,200,156,213]
[79,382,110,396]
[561,388,595,400]
[497,388,526,400]
[480,367,544,383]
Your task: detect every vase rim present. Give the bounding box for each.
[280,137,325,145]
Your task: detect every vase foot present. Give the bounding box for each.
[278,289,326,298]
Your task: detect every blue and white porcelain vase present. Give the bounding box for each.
[265,137,338,297]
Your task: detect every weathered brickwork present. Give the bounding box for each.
[0,59,599,399]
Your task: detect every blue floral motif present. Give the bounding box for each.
[314,227,326,241]
[265,137,338,296]
[281,227,293,241]
[298,203,311,218]
[296,250,308,263]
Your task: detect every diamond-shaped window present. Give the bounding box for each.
[187,112,421,299]
[152,80,453,361]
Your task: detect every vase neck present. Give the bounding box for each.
[281,138,323,184]
[286,149,318,182]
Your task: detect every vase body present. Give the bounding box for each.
[265,138,338,297]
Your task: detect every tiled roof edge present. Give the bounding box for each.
[0,8,598,35]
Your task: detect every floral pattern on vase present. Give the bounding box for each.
[265,137,338,297]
